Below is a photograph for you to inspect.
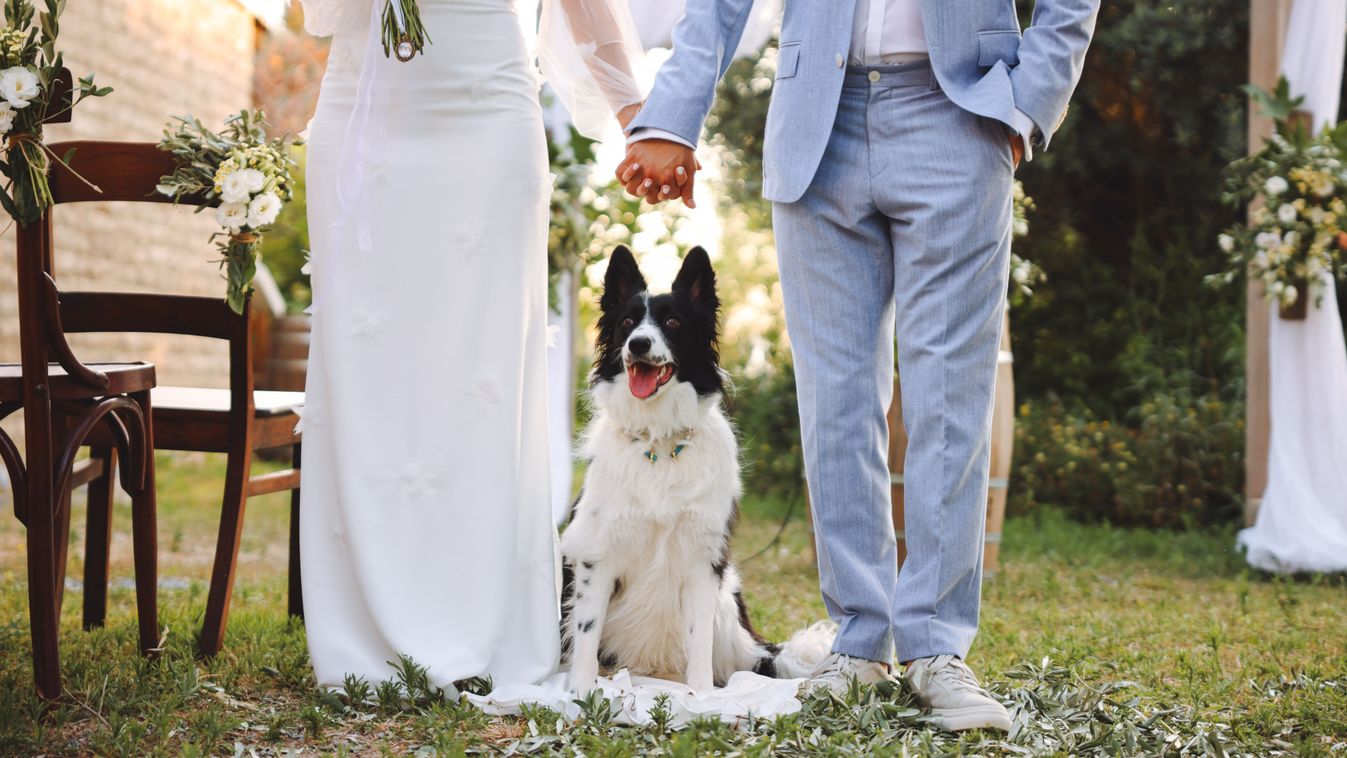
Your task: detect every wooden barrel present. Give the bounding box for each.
[891,306,1015,574]
[260,315,311,391]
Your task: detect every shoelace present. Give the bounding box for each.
[925,655,986,694]
[815,654,856,678]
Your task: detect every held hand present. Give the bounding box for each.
[1010,133,1025,170]
[616,139,700,208]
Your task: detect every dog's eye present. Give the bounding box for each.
[620,318,635,329]
[665,318,681,330]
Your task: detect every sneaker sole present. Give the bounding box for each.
[930,704,1012,732]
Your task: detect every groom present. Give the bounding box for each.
[618,0,1098,732]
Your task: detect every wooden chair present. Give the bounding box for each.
[1,165,161,702]
[42,141,304,659]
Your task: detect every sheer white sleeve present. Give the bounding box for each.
[538,0,648,139]
[299,0,372,37]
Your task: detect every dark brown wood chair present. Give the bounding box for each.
[41,141,304,659]
[1,163,161,702]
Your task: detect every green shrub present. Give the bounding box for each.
[1011,387,1244,528]
[726,362,804,501]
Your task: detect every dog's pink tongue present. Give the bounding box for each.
[628,364,660,399]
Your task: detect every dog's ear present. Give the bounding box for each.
[601,246,647,313]
[672,246,718,313]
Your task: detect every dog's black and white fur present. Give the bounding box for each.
[561,246,830,693]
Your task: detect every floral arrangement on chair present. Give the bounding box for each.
[156,109,301,314]
[0,0,112,225]
[1212,79,1347,319]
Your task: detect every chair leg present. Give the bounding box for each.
[25,487,61,701]
[128,392,159,658]
[288,443,303,620]
[199,446,252,657]
[83,447,117,629]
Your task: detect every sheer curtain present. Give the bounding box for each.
[1237,0,1347,573]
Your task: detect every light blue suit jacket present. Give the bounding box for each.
[627,0,1100,203]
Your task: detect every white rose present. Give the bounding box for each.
[0,67,40,108]
[1277,203,1297,225]
[215,202,249,232]
[1217,233,1235,253]
[0,101,14,133]
[238,168,267,194]
[247,192,283,228]
[1283,231,1299,248]
[1310,206,1327,224]
[220,171,252,204]
[1013,219,1030,237]
[1283,284,1299,304]
[1255,231,1281,250]
[1314,178,1335,197]
[1265,176,1289,196]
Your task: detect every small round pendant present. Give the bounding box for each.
[395,37,416,62]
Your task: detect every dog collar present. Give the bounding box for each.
[628,428,696,464]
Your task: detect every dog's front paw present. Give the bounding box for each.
[687,670,714,693]
[568,668,599,695]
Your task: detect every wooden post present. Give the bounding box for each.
[1245,0,1293,525]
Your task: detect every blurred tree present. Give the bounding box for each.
[1010,0,1249,416]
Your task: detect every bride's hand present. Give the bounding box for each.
[617,102,642,131]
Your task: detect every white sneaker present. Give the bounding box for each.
[801,653,896,696]
[904,655,1012,732]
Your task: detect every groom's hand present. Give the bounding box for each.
[617,140,700,208]
[1010,133,1025,169]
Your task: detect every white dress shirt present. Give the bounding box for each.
[630,1,1038,160]
[850,0,927,64]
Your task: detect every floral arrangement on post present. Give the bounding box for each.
[1009,178,1045,308]
[1212,78,1347,319]
[0,0,112,225]
[156,110,301,314]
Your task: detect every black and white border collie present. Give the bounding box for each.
[561,246,831,693]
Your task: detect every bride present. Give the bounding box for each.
[297,0,645,691]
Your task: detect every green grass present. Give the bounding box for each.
[0,452,1343,755]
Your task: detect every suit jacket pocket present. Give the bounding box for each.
[977,30,1021,68]
[776,42,801,80]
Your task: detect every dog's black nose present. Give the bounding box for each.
[628,336,651,356]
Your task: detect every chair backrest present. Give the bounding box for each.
[17,141,257,420]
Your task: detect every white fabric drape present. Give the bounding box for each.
[1237,0,1347,573]
[464,669,807,728]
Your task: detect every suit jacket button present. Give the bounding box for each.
[836,53,844,67]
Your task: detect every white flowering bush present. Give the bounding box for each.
[0,0,112,225]
[1212,80,1347,314]
[1009,178,1045,307]
[156,110,301,314]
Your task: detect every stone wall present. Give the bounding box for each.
[0,0,263,390]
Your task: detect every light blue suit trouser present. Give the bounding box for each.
[774,61,1013,663]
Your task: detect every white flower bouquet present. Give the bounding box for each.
[382,0,431,62]
[1213,80,1347,319]
[0,0,112,225]
[156,110,301,314]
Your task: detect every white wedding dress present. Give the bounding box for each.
[298,0,643,691]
